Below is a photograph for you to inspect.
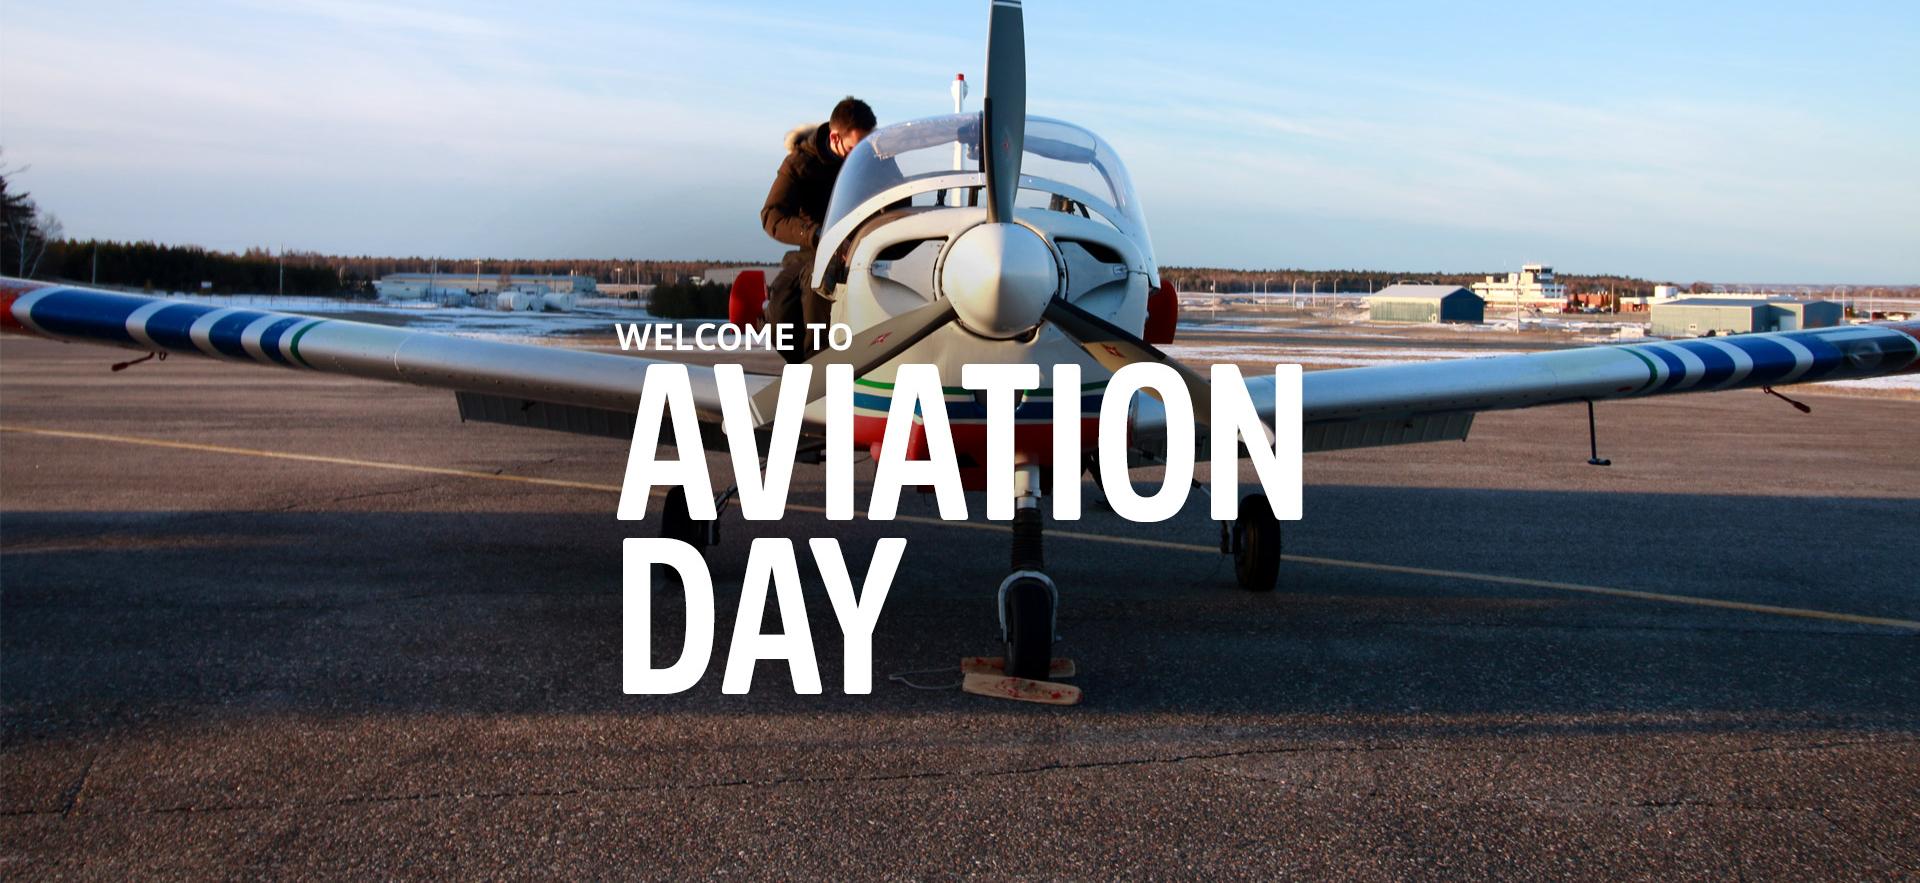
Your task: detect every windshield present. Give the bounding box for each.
[823,113,1149,241]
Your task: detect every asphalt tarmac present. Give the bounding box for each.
[3,335,1917,878]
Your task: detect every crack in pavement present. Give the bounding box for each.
[58,753,97,818]
[1723,736,1920,756]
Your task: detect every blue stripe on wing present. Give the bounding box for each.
[1674,340,1738,388]
[207,310,276,360]
[25,289,144,346]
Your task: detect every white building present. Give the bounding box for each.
[1471,264,1567,306]
[374,273,597,302]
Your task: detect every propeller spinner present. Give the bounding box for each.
[941,221,1057,339]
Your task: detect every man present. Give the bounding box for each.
[760,96,875,362]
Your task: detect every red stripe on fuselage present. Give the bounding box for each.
[0,280,52,333]
[855,413,1100,491]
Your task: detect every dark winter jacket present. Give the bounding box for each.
[760,122,843,258]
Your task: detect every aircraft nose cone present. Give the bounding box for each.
[940,223,1058,339]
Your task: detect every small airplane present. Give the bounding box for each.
[4,0,1917,684]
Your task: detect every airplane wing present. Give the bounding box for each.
[1131,321,1920,454]
[1,279,762,444]
[10,278,1915,458]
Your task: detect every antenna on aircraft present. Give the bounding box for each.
[951,73,970,196]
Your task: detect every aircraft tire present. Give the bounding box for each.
[1233,494,1281,592]
[1003,576,1055,681]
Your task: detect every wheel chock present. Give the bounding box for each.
[961,672,1082,705]
[959,656,1076,679]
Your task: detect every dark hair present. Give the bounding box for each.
[829,96,876,135]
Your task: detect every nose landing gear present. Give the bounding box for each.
[999,466,1058,681]
[963,464,1080,704]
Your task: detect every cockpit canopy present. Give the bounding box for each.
[817,113,1154,278]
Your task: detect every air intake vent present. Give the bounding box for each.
[875,238,933,262]
[1058,238,1124,265]
[868,238,946,310]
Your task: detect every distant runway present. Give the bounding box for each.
[3,335,1917,877]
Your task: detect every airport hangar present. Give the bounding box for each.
[1366,284,1486,324]
[1651,297,1844,338]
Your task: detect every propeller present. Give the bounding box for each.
[981,0,1026,223]
[749,298,956,425]
[1043,296,1213,421]
[974,1,1209,416]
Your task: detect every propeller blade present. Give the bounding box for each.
[981,0,1026,223]
[750,299,959,425]
[1042,297,1214,423]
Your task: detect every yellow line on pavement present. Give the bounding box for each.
[903,516,1920,630]
[7,422,1915,631]
[0,425,624,493]
[1277,554,1920,630]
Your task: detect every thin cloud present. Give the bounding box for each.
[233,0,508,40]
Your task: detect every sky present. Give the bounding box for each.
[2,0,1915,283]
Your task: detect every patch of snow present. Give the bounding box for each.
[575,296,653,311]
[1816,374,1920,391]
[1174,322,1283,334]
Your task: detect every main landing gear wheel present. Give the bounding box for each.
[1001,574,1056,681]
[659,486,714,548]
[1231,493,1282,592]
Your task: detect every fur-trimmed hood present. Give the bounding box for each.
[785,122,824,153]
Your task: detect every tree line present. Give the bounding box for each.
[38,240,343,295]
[316,256,767,289]
[21,237,768,296]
